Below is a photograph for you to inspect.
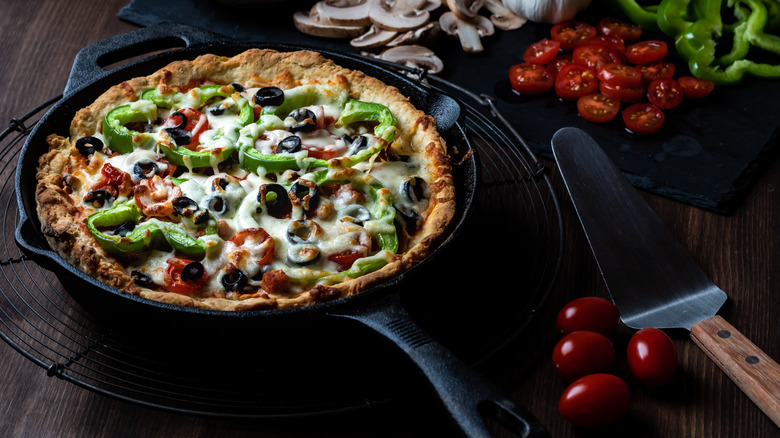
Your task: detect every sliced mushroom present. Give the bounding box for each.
[444,0,485,20]
[385,22,441,47]
[294,10,368,38]
[483,0,526,30]
[439,11,494,53]
[369,0,430,32]
[311,0,375,27]
[351,24,399,49]
[378,45,444,74]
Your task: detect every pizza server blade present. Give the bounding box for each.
[551,127,780,427]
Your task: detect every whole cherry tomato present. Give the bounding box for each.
[552,330,616,382]
[627,328,678,386]
[558,373,631,428]
[557,296,620,336]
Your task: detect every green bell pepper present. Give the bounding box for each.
[140,84,236,109]
[86,201,208,258]
[158,143,236,169]
[337,99,397,143]
[102,102,158,154]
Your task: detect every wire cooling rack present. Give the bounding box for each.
[0,75,564,418]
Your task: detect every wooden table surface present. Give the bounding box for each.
[1,1,777,437]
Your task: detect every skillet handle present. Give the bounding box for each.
[64,24,229,95]
[330,293,549,438]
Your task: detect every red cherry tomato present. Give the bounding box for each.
[164,107,209,150]
[551,20,598,51]
[677,76,715,98]
[637,61,676,84]
[599,81,646,103]
[598,17,643,43]
[577,93,620,123]
[558,374,631,428]
[523,38,561,65]
[647,78,684,109]
[552,331,616,382]
[328,250,366,271]
[557,296,621,336]
[572,44,624,72]
[622,103,665,134]
[625,40,668,64]
[509,62,555,95]
[547,54,573,76]
[597,63,643,88]
[587,34,626,54]
[164,258,207,295]
[627,328,678,386]
[555,64,598,101]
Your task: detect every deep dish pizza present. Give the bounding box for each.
[35,49,455,311]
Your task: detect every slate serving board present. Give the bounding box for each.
[117,0,779,214]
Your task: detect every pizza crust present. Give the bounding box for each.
[36,49,456,312]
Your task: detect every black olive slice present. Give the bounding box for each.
[75,136,104,156]
[258,183,291,217]
[169,111,188,129]
[131,271,154,287]
[287,244,320,266]
[286,220,319,244]
[229,82,245,92]
[222,269,248,293]
[290,180,319,211]
[285,108,317,133]
[181,261,205,282]
[114,221,136,237]
[207,195,228,215]
[210,105,227,116]
[165,127,191,146]
[217,177,230,190]
[254,86,284,107]
[343,134,368,156]
[172,196,199,217]
[276,135,302,154]
[132,159,159,181]
[84,190,114,208]
[401,176,427,203]
[194,209,210,225]
[338,204,371,226]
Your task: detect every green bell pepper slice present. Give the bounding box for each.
[103,102,158,154]
[336,99,397,143]
[140,84,236,109]
[158,143,236,169]
[86,201,208,258]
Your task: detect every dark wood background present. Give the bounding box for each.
[0,1,777,436]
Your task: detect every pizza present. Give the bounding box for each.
[34,49,456,311]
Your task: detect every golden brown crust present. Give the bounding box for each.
[37,49,456,312]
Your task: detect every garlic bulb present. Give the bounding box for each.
[502,0,592,24]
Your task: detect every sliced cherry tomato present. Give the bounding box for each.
[551,20,598,51]
[523,38,561,64]
[577,93,620,123]
[164,107,209,150]
[91,163,133,198]
[547,54,573,76]
[625,40,668,64]
[328,250,366,271]
[572,44,623,72]
[509,62,555,95]
[552,331,616,383]
[557,297,621,336]
[647,78,683,109]
[587,34,626,54]
[677,76,715,98]
[627,328,678,386]
[164,258,207,295]
[599,81,645,103]
[637,61,676,84]
[555,64,598,101]
[597,63,643,88]
[622,103,665,134]
[559,374,631,428]
[598,17,643,43]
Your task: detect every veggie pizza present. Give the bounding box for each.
[35,49,455,311]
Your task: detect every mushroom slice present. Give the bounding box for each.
[386,22,440,47]
[369,0,431,32]
[483,0,527,30]
[378,45,444,74]
[294,10,368,38]
[350,24,399,49]
[439,11,494,53]
[444,0,485,20]
[311,0,375,27]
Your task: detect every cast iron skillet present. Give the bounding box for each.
[14,24,548,437]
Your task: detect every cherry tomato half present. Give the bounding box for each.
[547,54,573,76]
[597,63,643,88]
[164,258,207,295]
[677,76,715,98]
[647,78,683,109]
[625,40,668,64]
[509,62,555,95]
[599,81,645,103]
[622,103,665,134]
[573,44,624,72]
[577,93,620,123]
[552,331,616,382]
[637,61,676,84]
[164,107,209,150]
[627,328,678,386]
[555,64,598,101]
[523,38,561,65]
[551,20,598,51]
[587,34,627,54]
[557,296,621,336]
[558,374,631,428]
[598,17,643,43]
